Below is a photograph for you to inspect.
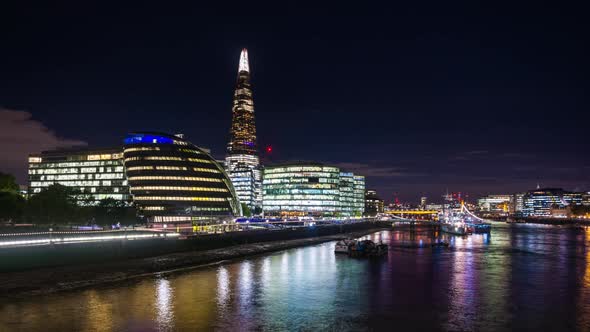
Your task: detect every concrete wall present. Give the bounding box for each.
[0,222,383,272]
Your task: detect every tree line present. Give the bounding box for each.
[0,172,137,226]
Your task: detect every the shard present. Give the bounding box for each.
[225,48,262,213]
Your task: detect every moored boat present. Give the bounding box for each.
[440,222,469,235]
[334,238,355,253]
[348,240,388,257]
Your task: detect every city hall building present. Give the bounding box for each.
[123,132,241,227]
[28,147,130,204]
[262,163,365,218]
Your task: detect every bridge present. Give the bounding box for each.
[385,210,439,215]
[383,210,439,221]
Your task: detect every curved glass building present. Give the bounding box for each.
[123,132,241,227]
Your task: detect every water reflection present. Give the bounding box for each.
[155,278,173,331]
[216,266,230,311]
[1,226,590,331]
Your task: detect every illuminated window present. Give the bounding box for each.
[128,176,222,182]
[131,186,228,192]
[133,196,227,202]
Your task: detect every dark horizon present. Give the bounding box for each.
[1,2,588,203]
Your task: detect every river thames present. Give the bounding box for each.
[1,223,589,331]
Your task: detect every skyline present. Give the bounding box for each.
[1,3,589,202]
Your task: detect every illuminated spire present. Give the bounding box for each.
[238,48,250,73]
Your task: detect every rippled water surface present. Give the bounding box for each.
[1,224,590,331]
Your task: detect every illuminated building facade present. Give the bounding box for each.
[477,195,513,215]
[522,188,583,217]
[124,132,241,227]
[339,173,355,216]
[28,148,130,204]
[225,48,262,212]
[365,189,384,216]
[513,193,525,214]
[353,175,366,215]
[262,163,365,217]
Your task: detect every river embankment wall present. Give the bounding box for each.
[0,222,388,272]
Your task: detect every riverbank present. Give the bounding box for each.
[0,224,388,298]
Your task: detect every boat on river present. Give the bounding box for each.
[440,222,469,235]
[334,238,356,253]
[439,202,491,235]
[348,240,388,257]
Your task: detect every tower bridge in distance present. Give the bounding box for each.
[384,210,439,220]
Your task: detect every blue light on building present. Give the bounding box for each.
[124,134,174,145]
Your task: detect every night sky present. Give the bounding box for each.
[1,2,588,203]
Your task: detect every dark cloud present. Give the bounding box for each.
[0,108,86,184]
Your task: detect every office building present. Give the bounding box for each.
[28,148,130,204]
[339,173,356,216]
[123,132,241,227]
[522,188,583,217]
[353,175,366,215]
[365,189,384,216]
[262,163,364,217]
[477,195,513,215]
[225,48,263,212]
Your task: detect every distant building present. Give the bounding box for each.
[28,147,130,204]
[262,163,365,218]
[420,196,427,209]
[513,193,525,214]
[477,195,512,215]
[365,189,384,216]
[123,132,241,227]
[425,203,443,211]
[225,48,263,212]
[522,188,583,217]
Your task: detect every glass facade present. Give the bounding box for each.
[28,148,130,204]
[225,48,262,211]
[225,154,262,212]
[262,164,365,217]
[124,132,241,227]
[522,188,583,217]
[339,173,355,216]
[353,175,366,215]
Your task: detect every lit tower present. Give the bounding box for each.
[225,48,262,214]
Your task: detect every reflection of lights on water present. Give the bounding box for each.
[447,239,475,331]
[217,266,230,308]
[309,247,317,266]
[156,278,174,329]
[261,257,271,284]
[295,249,304,276]
[238,261,253,307]
[281,252,289,267]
